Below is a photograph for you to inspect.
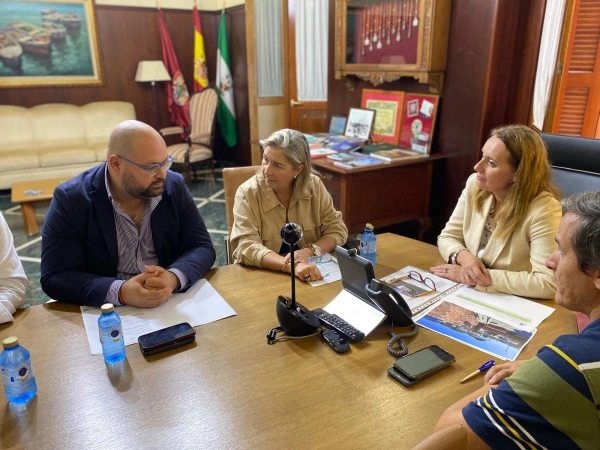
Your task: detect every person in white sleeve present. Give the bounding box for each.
[0,211,27,323]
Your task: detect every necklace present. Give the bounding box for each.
[114,198,145,226]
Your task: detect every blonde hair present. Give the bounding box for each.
[474,124,560,237]
[261,129,318,193]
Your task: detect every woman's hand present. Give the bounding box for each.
[284,247,313,265]
[457,251,491,286]
[430,264,463,284]
[484,360,526,385]
[294,262,323,282]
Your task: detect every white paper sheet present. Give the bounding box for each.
[324,290,386,336]
[81,279,236,355]
[309,256,341,287]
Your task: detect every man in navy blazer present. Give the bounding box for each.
[41,120,216,307]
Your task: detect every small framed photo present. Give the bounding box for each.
[329,116,347,135]
[406,99,419,118]
[345,108,375,141]
[361,89,405,145]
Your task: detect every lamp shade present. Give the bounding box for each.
[135,60,171,82]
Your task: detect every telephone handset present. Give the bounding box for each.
[365,279,414,327]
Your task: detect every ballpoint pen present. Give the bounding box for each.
[460,360,495,383]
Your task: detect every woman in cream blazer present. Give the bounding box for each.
[432,125,561,299]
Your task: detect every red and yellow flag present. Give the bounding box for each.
[193,6,208,92]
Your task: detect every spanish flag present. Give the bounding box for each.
[193,6,208,92]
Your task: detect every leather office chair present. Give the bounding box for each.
[541,132,600,332]
[541,133,600,198]
[411,424,468,450]
[160,88,218,184]
[223,166,261,264]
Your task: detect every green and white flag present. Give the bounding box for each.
[216,11,237,147]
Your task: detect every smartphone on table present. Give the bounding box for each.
[388,345,455,386]
[138,322,196,356]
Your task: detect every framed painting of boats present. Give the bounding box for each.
[0,0,103,88]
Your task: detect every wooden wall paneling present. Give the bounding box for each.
[0,5,251,166]
[510,0,547,125]
[428,0,499,232]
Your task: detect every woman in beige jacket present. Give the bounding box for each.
[231,129,348,282]
[432,125,561,299]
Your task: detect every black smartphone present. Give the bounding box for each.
[393,345,455,379]
[138,322,196,356]
[387,363,452,387]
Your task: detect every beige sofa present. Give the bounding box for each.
[0,102,136,190]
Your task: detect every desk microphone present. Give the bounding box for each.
[276,223,320,336]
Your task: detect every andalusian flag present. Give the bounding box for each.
[192,6,208,92]
[216,11,237,147]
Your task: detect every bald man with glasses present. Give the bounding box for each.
[41,120,216,308]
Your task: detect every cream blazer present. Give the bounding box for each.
[231,172,348,267]
[438,174,562,299]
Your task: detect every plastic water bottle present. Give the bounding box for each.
[360,223,377,265]
[0,336,38,405]
[98,304,126,364]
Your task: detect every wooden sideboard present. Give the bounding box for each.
[312,155,445,236]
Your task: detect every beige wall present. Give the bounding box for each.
[96,0,244,11]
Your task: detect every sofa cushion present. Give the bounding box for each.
[38,147,97,168]
[91,143,108,161]
[82,102,136,147]
[0,150,40,173]
[0,106,34,152]
[31,104,87,150]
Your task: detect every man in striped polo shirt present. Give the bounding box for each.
[434,192,600,449]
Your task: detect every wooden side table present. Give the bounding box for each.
[11,178,71,236]
[312,155,445,237]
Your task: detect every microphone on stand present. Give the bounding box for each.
[276,223,320,336]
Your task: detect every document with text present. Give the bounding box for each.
[81,279,236,355]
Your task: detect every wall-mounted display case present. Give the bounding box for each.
[334,0,451,93]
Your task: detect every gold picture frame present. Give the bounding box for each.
[0,0,103,88]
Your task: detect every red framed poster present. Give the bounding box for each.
[361,89,405,145]
[399,93,440,154]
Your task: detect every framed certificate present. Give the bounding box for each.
[361,89,405,145]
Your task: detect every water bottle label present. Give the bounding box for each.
[0,362,33,383]
[109,327,122,342]
[16,363,32,381]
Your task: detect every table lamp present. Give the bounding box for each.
[135,60,171,129]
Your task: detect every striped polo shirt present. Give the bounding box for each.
[463,318,600,449]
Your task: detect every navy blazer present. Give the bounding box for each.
[41,164,216,307]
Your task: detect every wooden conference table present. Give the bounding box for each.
[0,234,576,449]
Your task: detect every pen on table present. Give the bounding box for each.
[460,360,495,383]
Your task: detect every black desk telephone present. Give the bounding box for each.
[365,279,414,327]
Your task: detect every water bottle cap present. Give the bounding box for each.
[2,336,18,348]
[365,223,374,231]
[101,303,115,314]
